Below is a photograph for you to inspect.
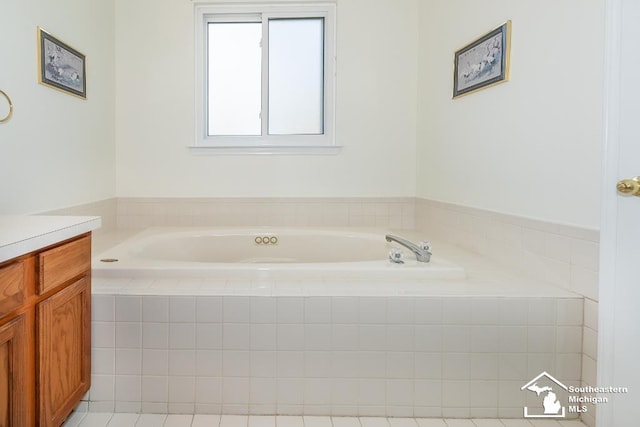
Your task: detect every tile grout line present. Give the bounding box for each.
[66,414,587,427]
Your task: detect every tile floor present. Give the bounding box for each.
[62,414,589,427]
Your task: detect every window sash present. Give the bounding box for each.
[193,3,337,153]
[207,20,263,137]
[268,17,325,136]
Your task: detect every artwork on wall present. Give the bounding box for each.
[453,20,511,98]
[37,27,86,99]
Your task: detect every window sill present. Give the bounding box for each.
[187,145,342,155]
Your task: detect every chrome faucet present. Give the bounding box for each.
[385,234,432,263]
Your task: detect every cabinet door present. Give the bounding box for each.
[37,277,91,427]
[0,314,28,427]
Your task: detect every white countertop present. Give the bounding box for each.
[0,215,102,263]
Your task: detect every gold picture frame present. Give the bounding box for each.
[37,27,86,99]
[453,21,511,98]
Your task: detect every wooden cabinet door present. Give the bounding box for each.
[37,277,91,427]
[0,314,29,427]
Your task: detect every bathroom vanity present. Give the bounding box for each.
[0,216,100,427]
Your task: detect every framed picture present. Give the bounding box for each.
[453,21,511,98]
[37,27,86,99]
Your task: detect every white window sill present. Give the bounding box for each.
[188,145,342,155]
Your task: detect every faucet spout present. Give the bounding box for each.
[385,234,431,263]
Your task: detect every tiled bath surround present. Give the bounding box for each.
[46,197,599,424]
[89,294,583,418]
[414,199,599,301]
[43,197,598,299]
[44,198,118,237]
[115,198,416,231]
[415,199,599,427]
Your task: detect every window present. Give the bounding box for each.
[193,3,338,154]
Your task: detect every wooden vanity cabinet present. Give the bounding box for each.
[0,313,30,427]
[0,233,92,427]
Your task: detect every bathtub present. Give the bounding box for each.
[92,227,465,282]
[88,227,584,418]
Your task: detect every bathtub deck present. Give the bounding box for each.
[62,414,588,427]
[91,228,582,299]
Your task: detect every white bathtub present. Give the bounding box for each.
[89,227,584,417]
[93,227,465,281]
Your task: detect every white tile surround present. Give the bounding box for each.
[88,293,583,418]
[46,198,599,426]
[414,199,599,427]
[45,198,118,238]
[414,200,599,302]
[115,198,416,231]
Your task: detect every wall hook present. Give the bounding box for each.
[0,89,14,123]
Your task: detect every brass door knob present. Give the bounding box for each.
[617,177,640,196]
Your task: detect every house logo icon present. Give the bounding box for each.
[521,371,568,418]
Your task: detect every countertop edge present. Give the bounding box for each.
[0,216,102,263]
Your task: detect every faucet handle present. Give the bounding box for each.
[388,248,405,264]
[418,241,431,252]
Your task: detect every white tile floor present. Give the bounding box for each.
[61,414,589,427]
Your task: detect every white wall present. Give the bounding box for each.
[115,0,418,198]
[417,0,604,229]
[0,0,116,214]
[0,0,606,228]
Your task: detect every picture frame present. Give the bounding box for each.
[453,20,511,98]
[37,27,86,99]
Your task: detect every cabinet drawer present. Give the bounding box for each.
[0,260,25,319]
[38,235,91,295]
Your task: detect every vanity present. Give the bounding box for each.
[0,216,101,427]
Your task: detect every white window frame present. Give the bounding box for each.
[192,2,339,155]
